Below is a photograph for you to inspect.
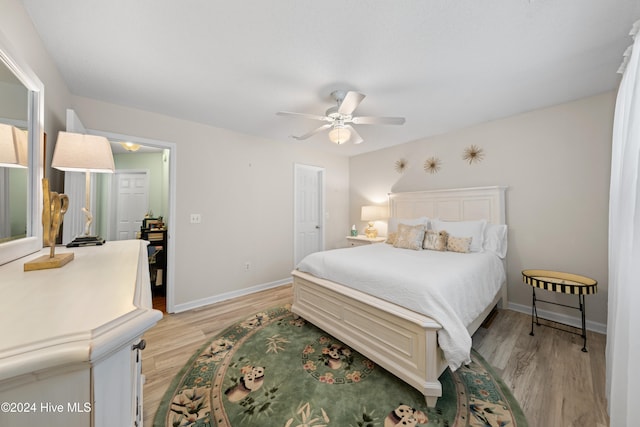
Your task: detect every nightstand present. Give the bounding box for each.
[346,235,387,247]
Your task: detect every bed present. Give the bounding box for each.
[291,186,508,407]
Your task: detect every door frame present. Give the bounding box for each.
[293,163,325,266]
[89,129,177,313]
[0,169,9,239]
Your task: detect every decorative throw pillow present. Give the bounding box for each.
[386,232,397,245]
[393,224,425,250]
[447,236,472,253]
[431,219,486,252]
[423,230,449,251]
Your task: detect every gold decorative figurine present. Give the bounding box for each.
[24,178,74,271]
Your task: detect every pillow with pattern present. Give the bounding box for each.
[431,219,486,252]
[386,232,397,245]
[447,236,472,253]
[423,230,449,251]
[393,223,425,250]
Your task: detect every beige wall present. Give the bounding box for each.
[0,0,73,190]
[2,0,613,324]
[3,0,350,311]
[350,92,615,328]
[71,96,350,308]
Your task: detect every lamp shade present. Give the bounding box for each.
[0,123,28,168]
[361,205,388,222]
[328,125,351,144]
[51,131,115,173]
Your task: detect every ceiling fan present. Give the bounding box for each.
[277,90,405,145]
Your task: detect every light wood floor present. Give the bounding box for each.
[141,285,609,427]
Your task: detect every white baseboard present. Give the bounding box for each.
[172,278,291,313]
[508,302,607,335]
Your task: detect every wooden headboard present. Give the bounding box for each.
[389,186,507,225]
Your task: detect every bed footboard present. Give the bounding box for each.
[291,270,448,407]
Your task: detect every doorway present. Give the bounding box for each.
[293,164,325,266]
[63,110,176,312]
[100,133,175,313]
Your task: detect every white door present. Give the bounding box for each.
[294,164,324,265]
[114,171,149,240]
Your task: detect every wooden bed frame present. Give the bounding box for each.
[291,186,508,407]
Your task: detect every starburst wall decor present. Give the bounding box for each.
[424,157,442,174]
[395,159,407,173]
[462,145,484,164]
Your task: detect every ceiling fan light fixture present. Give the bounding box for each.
[278,90,405,145]
[328,125,351,145]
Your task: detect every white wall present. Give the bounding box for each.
[0,0,73,189]
[350,92,615,328]
[70,96,350,308]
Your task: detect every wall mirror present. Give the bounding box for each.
[0,31,43,265]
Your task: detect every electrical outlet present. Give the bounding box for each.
[243,262,251,272]
[190,214,201,224]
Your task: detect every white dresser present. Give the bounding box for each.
[0,240,162,427]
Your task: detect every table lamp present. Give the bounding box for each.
[361,205,388,238]
[51,131,115,247]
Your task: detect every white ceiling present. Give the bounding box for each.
[20,0,640,157]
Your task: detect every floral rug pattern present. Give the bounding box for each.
[154,305,527,427]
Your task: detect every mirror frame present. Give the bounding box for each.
[0,30,43,265]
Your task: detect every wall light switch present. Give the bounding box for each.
[190,214,202,224]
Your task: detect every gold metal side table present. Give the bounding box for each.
[522,269,597,352]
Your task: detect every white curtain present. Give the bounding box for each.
[606,19,640,426]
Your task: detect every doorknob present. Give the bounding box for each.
[315,225,320,229]
[132,339,147,351]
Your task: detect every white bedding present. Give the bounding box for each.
[295,243,506,371]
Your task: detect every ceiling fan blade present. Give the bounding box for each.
[351,116,406,125]
[277,111,328,121]
[345,125,363,144]
[291,123,332,140]
[338,91,365,115]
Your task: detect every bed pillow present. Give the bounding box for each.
[393,223,426,250]
[447,236,472,253]
[386,232,397,245]
[388,216,429,234]
[423,230,449,251]
[483,223,508,258]
[431,219,486,252]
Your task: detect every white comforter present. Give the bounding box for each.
[296,243,506,371]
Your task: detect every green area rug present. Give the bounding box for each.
[154,306,527,427]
